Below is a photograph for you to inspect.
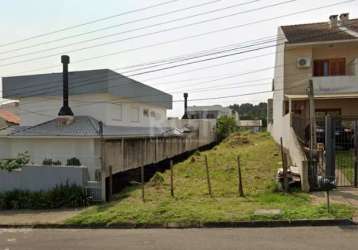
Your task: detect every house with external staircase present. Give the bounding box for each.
[268,13,358,190]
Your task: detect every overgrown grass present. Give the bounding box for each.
[67,132,354,225]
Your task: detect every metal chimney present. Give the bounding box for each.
[182,92,189,119]
[58,55,74,116]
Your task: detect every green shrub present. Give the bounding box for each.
[216,116,238,141]
[0,183,86,210]
[67,157,81,166]
[0,152,30,172]
[42,158,62,166]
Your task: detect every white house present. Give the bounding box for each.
[0,68,174,182]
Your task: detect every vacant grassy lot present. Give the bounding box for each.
[67,132,354,225]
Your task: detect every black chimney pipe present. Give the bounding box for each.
[58,55,74,116]
[182,92,189,119]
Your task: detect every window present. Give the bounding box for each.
[143,109,149,117]
[313,58,346,76]
[130,106,140,122]
[111,104,122,121]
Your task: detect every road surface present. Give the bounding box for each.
[0,226,357,250]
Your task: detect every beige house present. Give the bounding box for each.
[268,14,358,190]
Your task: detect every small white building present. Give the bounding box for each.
[187,105,239,122]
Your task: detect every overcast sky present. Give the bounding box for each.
[0,0,357,117]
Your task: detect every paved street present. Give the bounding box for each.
[0,226,358,250]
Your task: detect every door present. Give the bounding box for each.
[313,58,346,76]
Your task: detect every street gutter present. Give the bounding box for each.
[0,219,355,229]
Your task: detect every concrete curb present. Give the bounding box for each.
[0,219,355,229]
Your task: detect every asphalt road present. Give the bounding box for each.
[0,226,358,250]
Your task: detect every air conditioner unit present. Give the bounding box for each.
[297,57,311,68]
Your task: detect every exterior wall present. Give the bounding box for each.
[2,138,100,181]
[8,93,167,127]
[105,119,217,176]
[270,28,286,142]
[0,119,6,130]
[284,41,358,95]
[0,165,88,192]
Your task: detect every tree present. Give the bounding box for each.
[229,102,267,127]
[216,116,237,141]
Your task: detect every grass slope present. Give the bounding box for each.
[68,132,354,225]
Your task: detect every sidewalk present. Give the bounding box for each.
[311,187,358,221]
[0,209,82,225]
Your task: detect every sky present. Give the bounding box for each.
[0,0,357,117]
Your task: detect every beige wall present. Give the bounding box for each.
[284,41,358,95]
[315,98,358,116]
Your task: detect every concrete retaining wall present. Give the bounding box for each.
[0,165,88,192]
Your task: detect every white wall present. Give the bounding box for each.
[270,27,286,143]
[3,138,100,180]
[8,93,168,127]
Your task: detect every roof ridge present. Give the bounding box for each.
[281,18,358,28]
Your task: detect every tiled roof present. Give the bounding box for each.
[0,109,20,124]
[6,116,180,138]
[281,19,358,44]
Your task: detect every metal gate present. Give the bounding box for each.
[325,116,358,187]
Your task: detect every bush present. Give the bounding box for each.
[216,116,238,141]
[0,152,30,172]
[42,158,62,166]
[0,183,87,210]
[67,157,81,166]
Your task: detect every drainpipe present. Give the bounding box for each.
[58,55,74,116]
[182,93,189,119]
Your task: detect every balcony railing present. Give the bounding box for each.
[312,75,358,95]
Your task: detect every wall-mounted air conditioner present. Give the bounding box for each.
[296,57,311,68]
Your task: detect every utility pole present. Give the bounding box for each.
[307,80,317,188]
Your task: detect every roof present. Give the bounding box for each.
[4,116,181,138]
[0,109,20,124]
[281,19,358,44]
[187,105,232,113]
[2,69,172,109]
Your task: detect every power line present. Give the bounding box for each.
[0,0,295,67]
[0,0,181,48]
[4,22,357,101]
[0,0,255,56]
[4,0,353,76]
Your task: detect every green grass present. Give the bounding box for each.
[336,151,354,184]
[67,132,354,225]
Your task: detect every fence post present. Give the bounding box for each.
[325,115,335,179]
[141,139,145,202]
[204,155,213,197]
[170,159,174,197]
[354,121,358,187]
[109,165,113,202]
[237,156,244,197]
[280,137,289,192]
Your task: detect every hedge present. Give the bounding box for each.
[0,183,87,210]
